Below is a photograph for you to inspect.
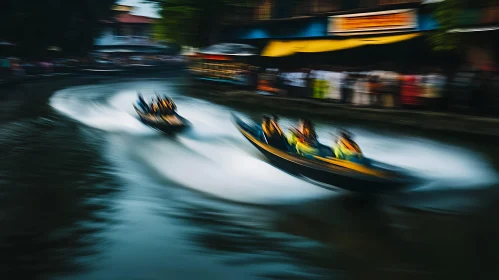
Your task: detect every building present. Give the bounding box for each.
[94,4,170,55]
[218,0,499,71]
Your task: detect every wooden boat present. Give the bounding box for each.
[134,105,189,134]
[232,114,419,193]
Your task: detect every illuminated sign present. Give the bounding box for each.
[203,54,231,61]
[329,9,417,35]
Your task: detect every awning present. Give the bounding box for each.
[261,33,420,57]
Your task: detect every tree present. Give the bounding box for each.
[427,0,465,52]
[427,0,493,52]
[0,0,116,56]
[150,0,257,47]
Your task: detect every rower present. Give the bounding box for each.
[169,97,177,111]
[333,130,364,163]
[270,115,284,136]
[151,103,159,114]
[137,93,149,112]
[301,119,318,145]
[295,119,320,157]
[261,116,273,140]
[160,99,170,114]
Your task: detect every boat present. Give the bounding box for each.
[232,114,419,193]
[134,105,189,133]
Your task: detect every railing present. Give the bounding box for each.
[95,35,158,46]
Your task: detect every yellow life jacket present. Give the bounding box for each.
[334,137,363,159]
[296,140,320,156]
[262,122,272,138]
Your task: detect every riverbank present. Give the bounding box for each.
[3,72,499,138]
[186,83,499,138]
[0,63,185,87]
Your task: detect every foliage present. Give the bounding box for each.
[427,0,464,52]
[0,0,116,56]
[150,0,257,47]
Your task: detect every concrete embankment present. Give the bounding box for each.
[186,85,499,138]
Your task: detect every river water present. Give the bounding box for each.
[1,74,499,279]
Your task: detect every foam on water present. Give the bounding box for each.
[51,85,155,134]
[50,80,499,204]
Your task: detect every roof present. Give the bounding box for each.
[199,43,257,56]
[113,5,134,12]
[115,13,154,24]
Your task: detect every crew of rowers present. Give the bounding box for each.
[138,93,177,115]
[261,115,365,163]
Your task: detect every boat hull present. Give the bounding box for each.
[232,114,418,193]
[134,106,189,134]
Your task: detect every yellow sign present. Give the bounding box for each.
[329,9,416,35]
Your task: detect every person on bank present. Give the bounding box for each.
[333,130,365,163]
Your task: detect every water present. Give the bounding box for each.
[1,75,499,279]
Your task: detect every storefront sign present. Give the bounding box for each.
[203,54,231,61]
[329,9,417,35]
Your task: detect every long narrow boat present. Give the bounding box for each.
[232,114,419,193]
[134,105,189,134]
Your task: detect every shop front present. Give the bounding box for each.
[256,8,423,106]
[189,43,258,87]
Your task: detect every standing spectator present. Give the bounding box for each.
[352,73,370,106]
[0,57,11,80]
[305,68,314,98]
[400,74,423,108]
[423,68,447,110]
[368,74,382,107]
[451,65,476,112]
[340,73,351,104]
[324,68,344,101]
[377,70,399,108]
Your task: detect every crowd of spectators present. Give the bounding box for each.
[0,54,184,84]
[256,66,499,116]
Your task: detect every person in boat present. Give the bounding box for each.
[151,98,159,114]
[333,130,365,163]
[261,115,288,150]
[160,98,170,114]
[295,119,321,157]
[287,118,304,146]
[137,93,150,113]
[169,97,177,111]
[155,96,169,115]
[261,116,273,140]
[270,115,284,137]
[302,119,318,144]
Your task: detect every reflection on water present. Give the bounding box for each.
[0,77,498,279]
[168,192,499,279]
[0,116,121,278]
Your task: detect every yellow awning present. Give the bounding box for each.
[261,33,420,57]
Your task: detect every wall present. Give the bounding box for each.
[225,18,328,41]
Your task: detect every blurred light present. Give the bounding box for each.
[47,46,62,51]
[422,0,445,4]
[448,26,499,33]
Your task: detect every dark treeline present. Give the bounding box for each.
[1,0,116,57]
